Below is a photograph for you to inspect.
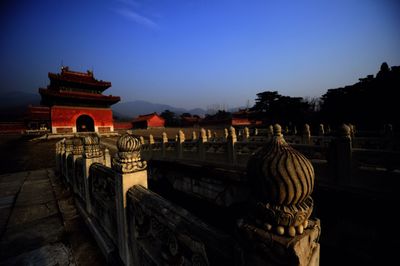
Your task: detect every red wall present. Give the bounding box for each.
[51,106,114,128]
[114,121,133,130]
[148,116,165,127]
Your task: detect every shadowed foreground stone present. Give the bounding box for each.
[0,169,106,266]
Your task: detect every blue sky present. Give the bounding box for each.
[1,0,399,109]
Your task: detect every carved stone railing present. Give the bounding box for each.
[90,163,118,245]
[55,123,398,265]
[140,125,400,189]
[127,185,238,265]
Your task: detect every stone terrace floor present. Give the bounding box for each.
[0,168,106,266]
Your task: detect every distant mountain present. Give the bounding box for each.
[0,90,40,108]
[0,90,41,121]
[112,100,207,118]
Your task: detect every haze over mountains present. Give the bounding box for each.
[0,90,237,120]
[112,100,208,118]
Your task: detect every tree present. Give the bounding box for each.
[160,110,179,127]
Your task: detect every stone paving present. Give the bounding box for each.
[0,168,106,266]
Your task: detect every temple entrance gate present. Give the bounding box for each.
[76,115,94,132]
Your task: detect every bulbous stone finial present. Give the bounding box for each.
[162,132,168,143]
[339,124,351,137]
[83,134,102,158]
[117,133,141,153]
[273,123,282,137]
[113,133,146,173]
[247,123,314,237]
[72,136,83,155]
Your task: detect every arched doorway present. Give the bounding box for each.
[76,115,95,132]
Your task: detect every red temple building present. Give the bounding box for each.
[33,66,120,133]
[131,113,165,129]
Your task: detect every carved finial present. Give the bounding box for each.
[192,131,197,141]
[149,134,155,144]
[72,136,83,155]
[247,124,315,237]
[162,132,168,143]
[339,124,351,138]
[178,130,185,143]
[224,128,229,139]
[200,128,207,142]
[229,126,237,142]
[303,124,311,136]
[348,124,355,139]
[302,124,311,144]
[65,138,74,153]
[244,127,250,139]
[207,129,212,140]
[254,128,258,136]
[267,125,273,138]
[112,133,147,173]
[273,123,282,137]
[318,124,324,136]
[83,135,102,158]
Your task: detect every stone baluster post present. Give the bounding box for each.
[199,128,207,160]
[266,125,273,141]
[162,132,168,158]
[326,125,331,135]
[59,139,66,177]
[242,124,320,265]
[104,148,111,167]
[149,134,154,159]
[348,124,355,140]
[139,136,145,145]
[177,130,185,159]
[82,134,104,214]
[63,138,74,181]
[55,140,62,174]
[254,128,258,136]
[70,136,84,191]
[329,124,352,185]
[302,124,311,144]
[149,134,155,144]
[224,128,229,141]
[293,125,298,135]
[227,126,237,164]
[318,124,325,136]
[243,127,250,142]
[112,133,148,265]
[207,129,212,141]
[192,131,197,141]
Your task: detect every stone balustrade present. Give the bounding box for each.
[56,126,323,265]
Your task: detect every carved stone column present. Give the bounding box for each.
[112,133,148,265]
[227,126,237,164]
[63,138,74,181]
[329,124,352,185]
[70,136,84,192]
[82,134,104,214]
[242,124,321,265]
[302,123,311,144]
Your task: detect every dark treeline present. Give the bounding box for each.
[251,62,400,132]
[319,62,399,130]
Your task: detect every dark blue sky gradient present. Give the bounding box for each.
[1,0,399,109]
